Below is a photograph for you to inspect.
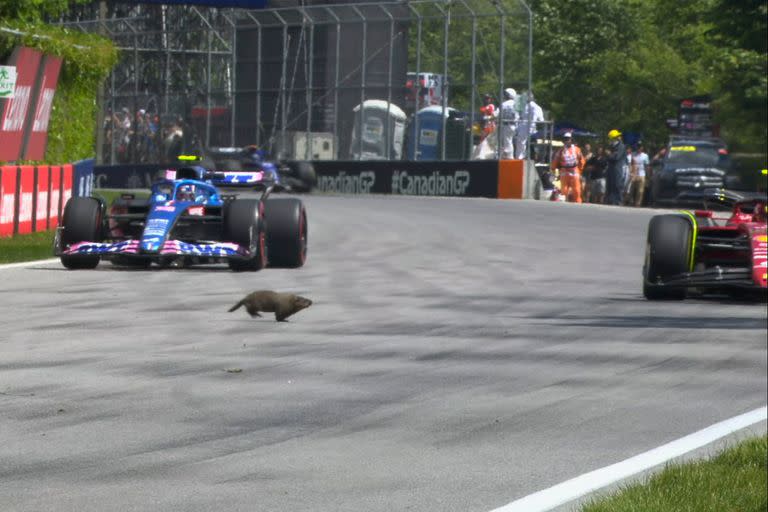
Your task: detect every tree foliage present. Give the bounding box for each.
[0,0,89,23]
[0,1,117,164]
[529,0,766,152]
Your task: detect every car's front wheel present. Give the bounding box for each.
[643,214,692,300]
[224,199,266,271]
[59,197,103,270]
[265,198,307,268]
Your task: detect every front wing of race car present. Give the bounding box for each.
[649,267,764,290]
[55,237,253,260]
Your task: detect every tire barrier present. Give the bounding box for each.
[92,159,540,200]
[0,161,89,237]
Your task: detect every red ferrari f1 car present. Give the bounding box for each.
[643,189,767,300]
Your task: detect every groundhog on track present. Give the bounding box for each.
[228,290,313,322]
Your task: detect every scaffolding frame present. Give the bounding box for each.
[58,0,533,164]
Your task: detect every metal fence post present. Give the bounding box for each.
[328,7,341,160]
[305,8,314,161]
[352,5,366,161]
[383,5,395,160]
[206,26,212,150]
[407,2,422,161]
[497,3,505,160]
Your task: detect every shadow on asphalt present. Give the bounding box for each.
[544,314,766,330]
[607,293,767,306]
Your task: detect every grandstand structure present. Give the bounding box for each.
[59,0,532,163]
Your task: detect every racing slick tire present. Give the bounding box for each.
[283,161,317,192]
[643,214,692,300]
[264,198,307,268]
[224,199,267,272]
[59,197,103,270]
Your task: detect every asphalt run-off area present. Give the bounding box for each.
[1,195,766,512]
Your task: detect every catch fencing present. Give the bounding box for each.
[58,0,533,164]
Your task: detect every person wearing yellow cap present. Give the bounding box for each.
[604,129,625,205]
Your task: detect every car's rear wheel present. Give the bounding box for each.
[282,161,317,192]
[60,197,103,270]
[265,198,307,268]
[224,199,266,271]
[643,214,692,300]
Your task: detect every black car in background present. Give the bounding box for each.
[649,137,733,206]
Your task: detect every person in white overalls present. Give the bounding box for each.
[499,88,519,159]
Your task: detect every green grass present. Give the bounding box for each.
[0,190,150,264]
[0,230,57,264]
[581,435,768,512]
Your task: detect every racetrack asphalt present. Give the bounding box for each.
[0,195,766,512]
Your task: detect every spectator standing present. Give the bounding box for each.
[625,143,650,207]
[604,129,626,205]
[499,88,519,159]
[622,146,633,202]
[479,93,497,140]
[585,146,607,204]
[581,142,594,202]
[163,122,184,163]
[649,146,667,184]
[515,91,545,159]
[551,131,586,203]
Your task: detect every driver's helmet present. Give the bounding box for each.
[754,203,767,223]
[241,145,264,170]
[177,184,196,202]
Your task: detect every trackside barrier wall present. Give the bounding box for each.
[62,165,73,215]
[34,165,50,232]
[49,166,61,230]
[92,160,540,200]
[312,160,538,199]
[18,166,34,235]
[0,162,84,237]
[0,166,18,236]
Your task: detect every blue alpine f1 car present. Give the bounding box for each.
[54,166,308,271]
[186,145,317,192]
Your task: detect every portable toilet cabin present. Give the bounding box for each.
[349,100,407,160]
[406,105,471,160]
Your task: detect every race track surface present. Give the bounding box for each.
[1,195,766,512]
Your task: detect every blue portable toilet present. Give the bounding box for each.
[407,105,466,160]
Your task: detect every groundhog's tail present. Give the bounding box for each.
[228,299,246,312]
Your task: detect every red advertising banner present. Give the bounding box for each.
[0,47,43,162]
[35,165,50,232]
[17,165,34,234]
[49,165,61,228]
[22,56,63,161]
[0,165,18,237]
[62,164,73,212]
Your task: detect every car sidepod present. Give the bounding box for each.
[749,230,767,288]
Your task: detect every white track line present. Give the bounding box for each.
[0,258,59,270]
[489,406,768,512]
